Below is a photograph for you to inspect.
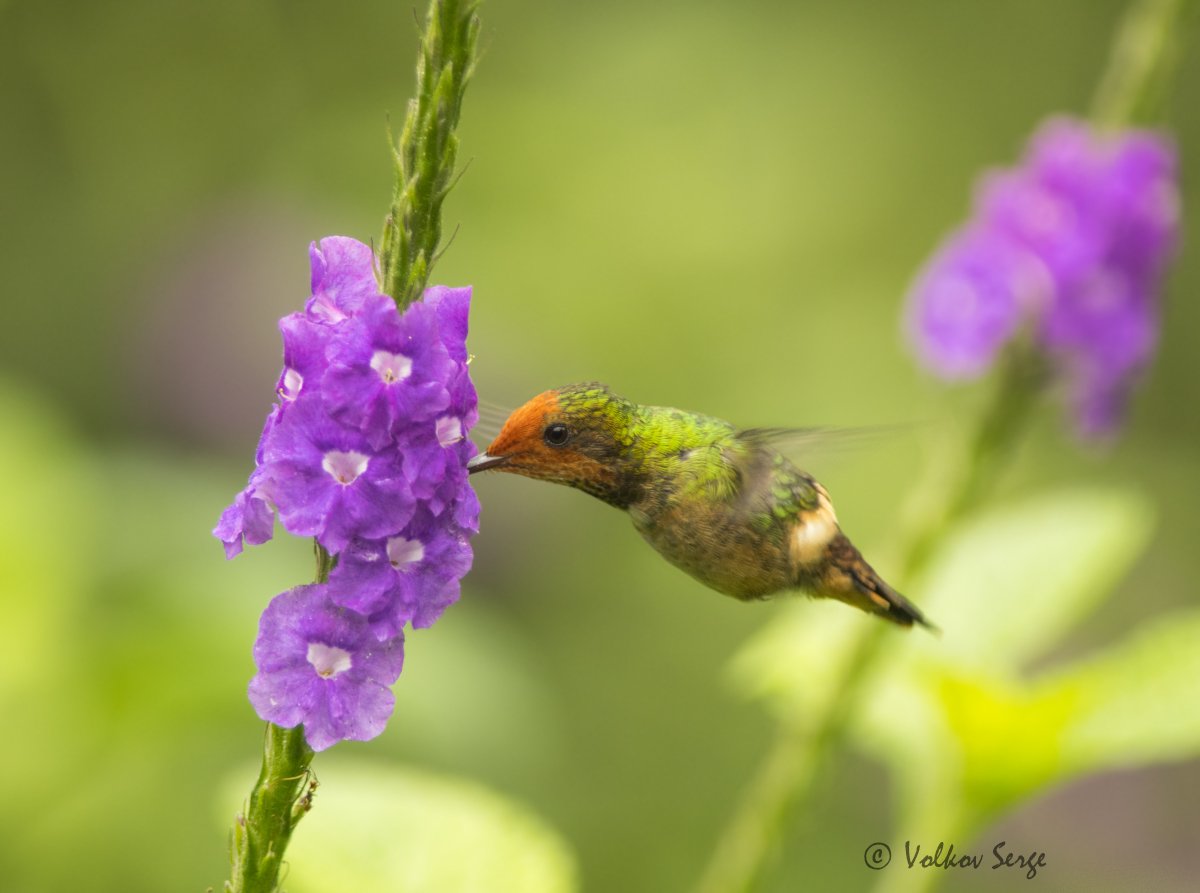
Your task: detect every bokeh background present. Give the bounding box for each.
[1,1,1197,891]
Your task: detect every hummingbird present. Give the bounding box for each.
[467,382,933,629]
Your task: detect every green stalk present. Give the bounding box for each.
[227,725,316,893]
[694,1,1191,890]
[379,0,481,308]
[224,2,479,888]
[1091,0,1193,129]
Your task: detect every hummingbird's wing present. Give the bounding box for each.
[735,425,907,468]
[731,431,935,629]
[736,425,903,447]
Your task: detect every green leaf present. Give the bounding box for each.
[912,487,1154,673]
[278,760,579,893]
[1053,607,1200,772]
[729,600,865,718]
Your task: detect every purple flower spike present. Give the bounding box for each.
[248,584,405,751]
[215,235,481,749]
[905,117,1179,436]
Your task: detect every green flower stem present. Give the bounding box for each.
[898,344,1042,582]
[379,0,480,309]
[1091,0,1194,130]
[227,725,316,893]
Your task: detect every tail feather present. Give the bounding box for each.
[814,533,936,631]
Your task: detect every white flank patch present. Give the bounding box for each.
[435,415,463,447]
[791,488,839,567]
[371,350,413,384]
[307,642,352,678]
[791,512,837,565]
[387,536,425,569]
[322,450,370,485]
[815,484,839,522]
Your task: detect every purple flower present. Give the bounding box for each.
[905,117,1178,435]
[215,236,480,748]
[329,508,475,637]
[213,470,275,558]
[322,294,454,448]
[306,237,383,324]
[277,311,334,403]
[248,584,404,751]
[905,228,1051,378]
[258,395,415,554]
[425,285,473,363]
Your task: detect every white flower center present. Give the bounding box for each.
[1021,190,1070,239]
[1146,178,1180,230]
[279,368,304,401]
[435,415,463,447]
[387,536,425,569]
[1079,267,1125,314]
[306,642,352,678]
[322,450,370,485]
[371,350,413,384]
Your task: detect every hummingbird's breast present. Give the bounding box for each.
[627,441,802,600]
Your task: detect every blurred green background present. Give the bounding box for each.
[1,1,1198,891]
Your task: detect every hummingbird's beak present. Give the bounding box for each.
[466,451,508,474]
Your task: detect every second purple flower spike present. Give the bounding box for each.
[906,117,1179,436]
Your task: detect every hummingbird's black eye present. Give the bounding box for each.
[543,423,570,447]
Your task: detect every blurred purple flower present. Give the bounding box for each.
[248,584,405,751]
[906,117,1178,435]
[213,236,480,749]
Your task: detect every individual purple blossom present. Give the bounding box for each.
[248,583,405,751]
[329,508,475,637]
[258,394,415,554]
[277,311,334,403]
[906,117,1179,436]
[214,469,275,559]
[306,236,384,323]
[322,294,454,448]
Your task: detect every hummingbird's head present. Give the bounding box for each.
[467,382,638,505]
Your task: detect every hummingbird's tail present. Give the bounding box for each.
[809,532,936,630]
